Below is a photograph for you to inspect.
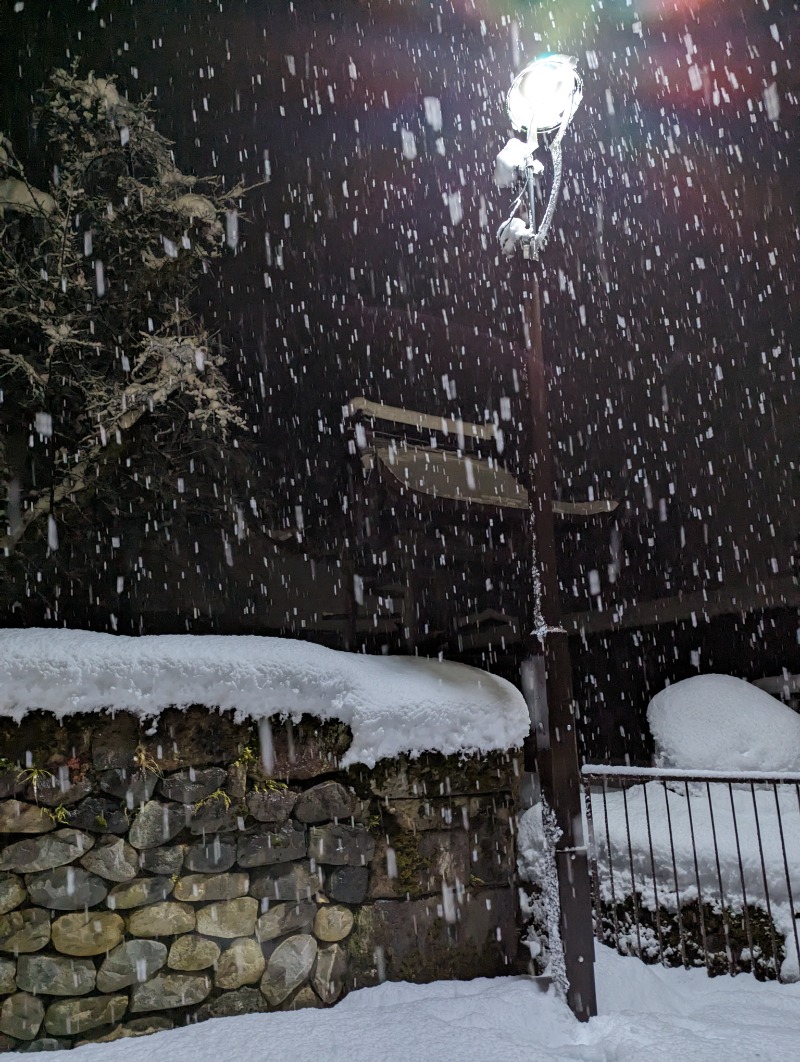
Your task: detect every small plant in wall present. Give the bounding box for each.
[253,778,289,794]
[194,788,232,811]
[133,744,163,778]
[45,803,70,825]
[17,764,54,801]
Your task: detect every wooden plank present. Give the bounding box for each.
[563,575,800,636]
[347,395,495,441]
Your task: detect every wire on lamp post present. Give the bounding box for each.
[494,54,597,1021]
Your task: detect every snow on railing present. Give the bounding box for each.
[581,765,800,984]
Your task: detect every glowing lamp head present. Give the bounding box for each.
[506,54,583,137]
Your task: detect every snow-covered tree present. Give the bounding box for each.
[0,67,245,561]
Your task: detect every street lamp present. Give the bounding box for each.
[493,55,597,1020]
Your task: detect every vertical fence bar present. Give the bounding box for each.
[750,781,780,977]
[621,784,642,958]
[684,780,710,972]
[772,782,800,980]
[600,776,620,951]
[662,778,688,968]
[642,782,666,965]
[728,781,755,972]
[706,781,736,975]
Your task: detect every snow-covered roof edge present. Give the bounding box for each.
[0,629,529,769]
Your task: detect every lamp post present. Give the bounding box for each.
[494,55,597,1021]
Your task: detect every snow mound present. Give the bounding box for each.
[0,629,529,768]
[648,673,800,773]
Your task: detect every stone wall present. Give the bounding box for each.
[0,709,520,1051]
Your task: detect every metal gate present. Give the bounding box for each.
[581,765,800,981]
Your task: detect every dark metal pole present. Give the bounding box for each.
[522,271,597,1021]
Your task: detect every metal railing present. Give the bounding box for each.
[581,765,800,981]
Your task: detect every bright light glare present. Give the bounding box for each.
[506,54,583,135]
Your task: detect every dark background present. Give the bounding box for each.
[1,0,797,763]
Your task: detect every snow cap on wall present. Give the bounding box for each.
[0,629,529,768]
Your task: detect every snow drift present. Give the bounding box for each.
[647,673,800,773]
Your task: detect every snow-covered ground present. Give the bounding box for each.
[18,946,800,1061]
[0,628,528,767]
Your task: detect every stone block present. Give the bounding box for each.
[167,935,220,972]
[26,776,93,809]
[326,866,369,905]
[0,829,94,875]
[293,782,356,824]
[312,943,347,1004]
[17,1036,69,1052]
[313,905,354,943]
[0,714,91,779]
[26,867,107,910]
[188,798,241,836]
[215,937,265,989]
[249,862,323,903]
[0,801,54,835]
[51,912,124,956]
[194,986,268,1021]
[159,767,228,805]
[282,985,324,1010]
[174,872,249,903]
[225,763,247,803]
[127,902,196,938]
[236,824,306,868]
[308,824,375,867]
[106,876,174,910]
[184,835,236,873]
[16,954,96,996]
[260,933,317,1005]
[381,793,512,834]
[0,873,26,915]
[0,957,15,993]
[77,1015,173,1045]
[0,908,51,954]
[137,846,186,876]
[99,768,159,807]
[245,788,297,824]
[195,897,258,939]
[96,940,168,992]
[80,837,139,882]
[129,972,211,1012]
[256,900,316,942]
[44,994,128,1036]
[0,768,24,801]
[128,801,188,849]
[0,992,44,1041]
[67,797,128,835]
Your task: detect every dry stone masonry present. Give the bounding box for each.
[0,708,520,1051]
